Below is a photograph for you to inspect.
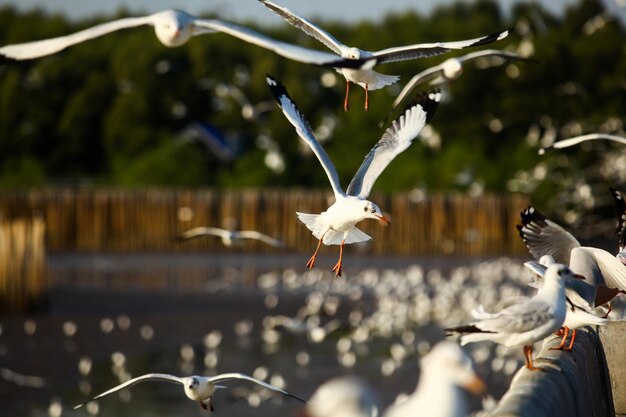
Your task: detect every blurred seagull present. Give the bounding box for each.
[304,376,380,417]
[266,75,440,276]
[177,226,285,248]
[524,255,608,351]
[388,50,534,114]
[0,9,362,68]
[73,372,306,412]
[259,0,510,111]
[383,342,485,417]
[539,133,626,154]
[445,264,574,371]
[517,206,626,307]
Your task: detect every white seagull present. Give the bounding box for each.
[538,133,626,154]
[383,342,485,417]
[259,0,510,111]
[176,226,285,248]
[73,372,306,412]
[517,206,626,307]
[524,255,608,351]
[266,75,440,276]
[304,376,380,417]
[445,264,574,371]
[389,49,534,113]
[0,9,361,68]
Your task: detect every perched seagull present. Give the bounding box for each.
[524,255,608,351]
[538,133,626,154]
[304,376,380,417]
[383,342,485,417]
[0,9,361,68]
[517,206,626,307]
[259,0,510,111]
[266,75,440,276]
[73,372,306,412]
[389,50,534,113]
[445,264,574,371]
[176,226,285,248]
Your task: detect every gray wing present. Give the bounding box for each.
[455,48,535,64]
[475,299,554,334]
[517,207,581,263]
[73,373,184,409]
[258,0,346,55]
[370,28,511,64]
[610,187,626,252]
[582,247,626,293]
[541,133,626,153]
[390,66,444,110]
[192,19,357,68]
[177,227,228,241]
[266,75,344,198]
[207,373,307,403]
[0,15,153,60]
[346,91,440,199]
[236,231,285,247]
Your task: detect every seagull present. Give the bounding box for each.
[304,376,380,417]
[259,0,510,111]
[445,264,573,371]
[517,206,626,307]
[388,49,534,114]
[610,187,626,259]
[538,133,626,154]
[266,75,440,276]
[176,226,285,248]
[0,9,362,68]
[383,342,485,417]
[524,255,608,351]
[73,372,306,412]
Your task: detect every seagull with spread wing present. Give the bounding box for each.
[0,9,360,68]
[73,372,306,412]
[539,133,626,154]
[259,0,510,111]
[266,75,439,276]
[177,226,285,248]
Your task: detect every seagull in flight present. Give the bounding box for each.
[177,226,285,248]
[259,0,510,111]
[266,75,440,276]
[445,264,574,371]
[539,133,626,154]
[73,372,306,412]
[0,9,361,68]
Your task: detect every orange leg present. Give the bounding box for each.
[364,83,369,112]
[344,82,350,112]
[564,329,577,352]
[331,239,346,277]
[550,326,569,350]
[306,232,328,270]
[523,345,543,371]
[602,303,612,319]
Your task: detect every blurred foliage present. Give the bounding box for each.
[0,0,625,226]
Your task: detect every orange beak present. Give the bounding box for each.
[377,215,391,225]
[463,375,486,395]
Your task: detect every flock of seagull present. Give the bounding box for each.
[2,0,626,416]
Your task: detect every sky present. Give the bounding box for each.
[0,0,582,24]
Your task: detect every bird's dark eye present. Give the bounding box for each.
[363,207,368,212]
[370,208,376,213]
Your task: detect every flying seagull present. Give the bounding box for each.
[259,0,510,111]
[445,264,574,371]
[539,133,626,154]
[177,226,285,248]
[73,372,306,412]
[266,75,439,276]
[0,9,362,68]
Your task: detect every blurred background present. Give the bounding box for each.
[0,0,625,416]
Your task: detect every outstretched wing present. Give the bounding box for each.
[0,15,153,60]
[237,231,285,247]
[208,373,307,403]
[540,133,626,153]
[370,28,511,64]
[176,227,228,241]
[346,90,441,199]
[258,0,347,55]
[517,207,581,264]
[73,373,184,409]
[266,75,345,198]
[389,66,444,111]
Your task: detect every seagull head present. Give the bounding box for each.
[441,58,463,80]
[154,10,192,47]
[420,341,485,395]
[362,201,390,225]
[344,47,362,60]
[183,376,211,400]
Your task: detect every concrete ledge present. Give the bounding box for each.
[600,321,626,415]
[489,327,615,417]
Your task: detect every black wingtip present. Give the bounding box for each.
[469,27,513,48]
[266,74,289,108]
[0,53,18,64]
[443,324,492,334]
[519,206,546,227]
[405,88,441,125]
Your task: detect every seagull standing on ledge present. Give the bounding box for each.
[73,372,306,412]
[445,264,574,371]
[0,9,362,68]
[259,0,510,111]
[266,75,440,276]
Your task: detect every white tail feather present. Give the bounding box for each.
[296,212,371,245]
